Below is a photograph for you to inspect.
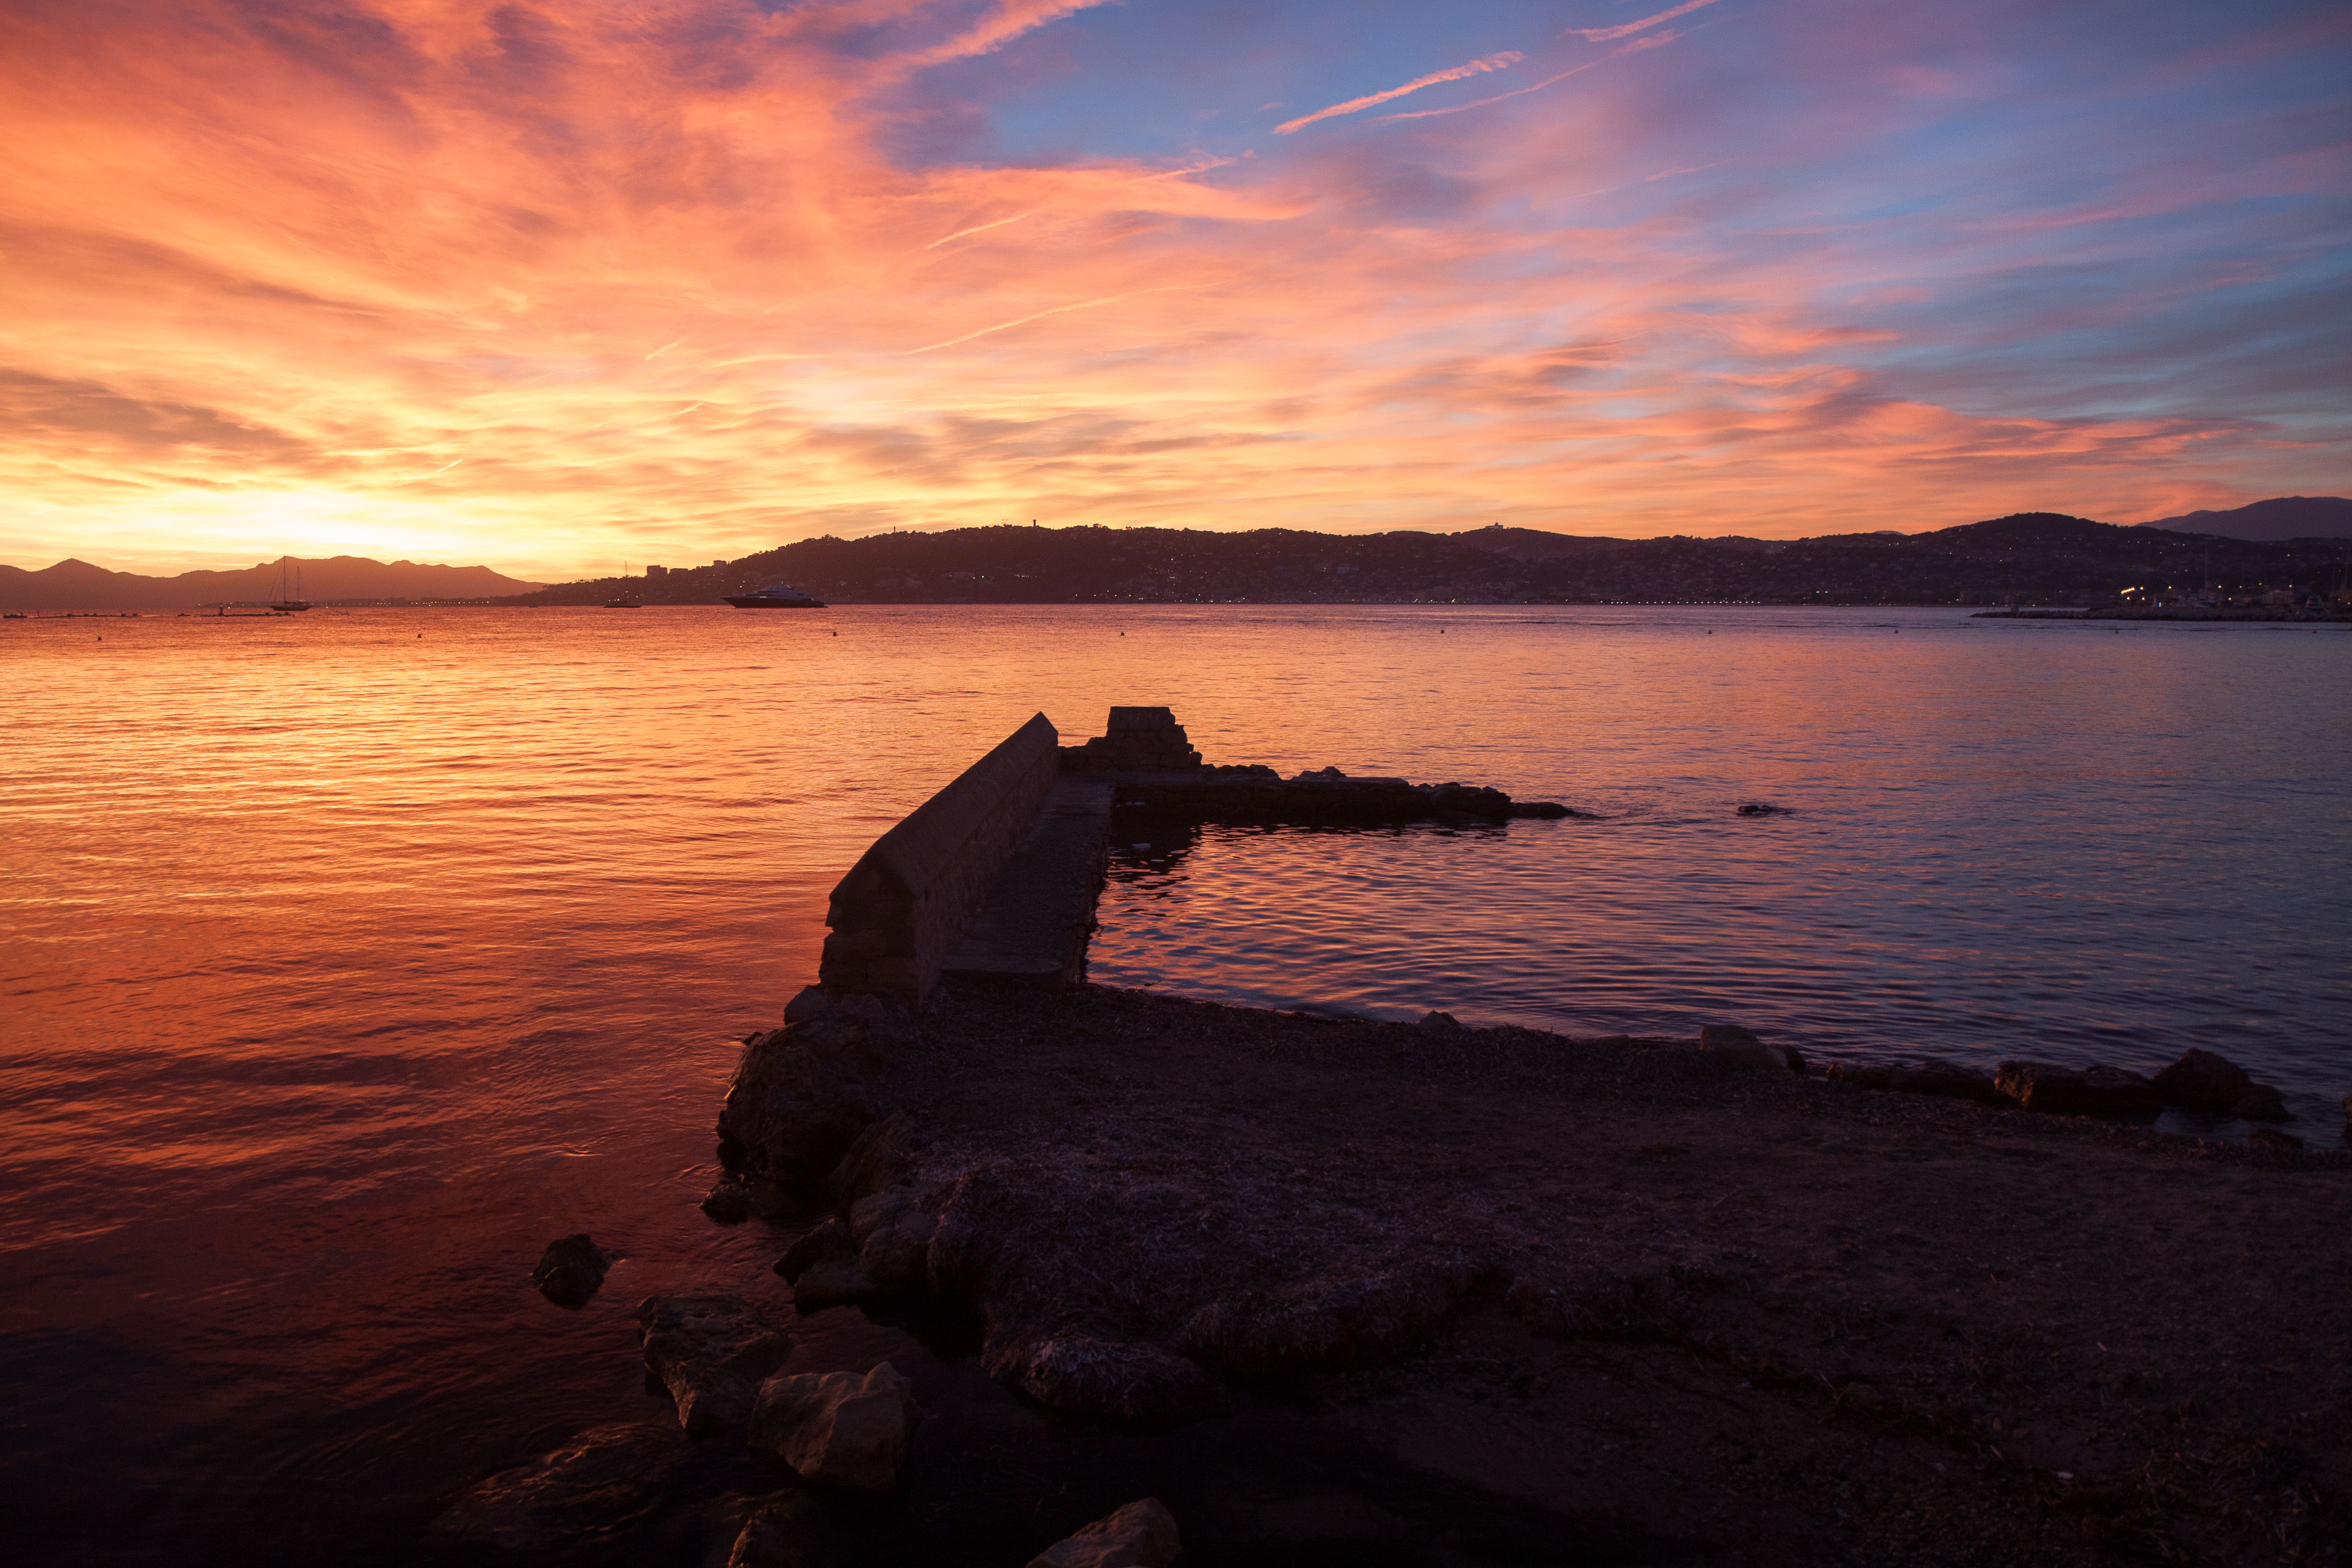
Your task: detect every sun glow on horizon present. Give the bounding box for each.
[2,0,2345,579]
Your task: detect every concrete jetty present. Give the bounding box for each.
[801,705,1569,1009]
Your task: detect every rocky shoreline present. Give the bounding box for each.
[435,983,2350,1566]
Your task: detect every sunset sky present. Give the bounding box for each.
[4,0,2347,579]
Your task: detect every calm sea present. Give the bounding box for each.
[4,603,2347,1562]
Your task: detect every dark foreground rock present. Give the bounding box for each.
[1027,1497,1181,1568]
[749,1363,918,1492]
[533,1234,611,1310]
[808,982,2349,1566]
[637,1296,794,1440]
[1994,1059,2163,1117]
[2151,1047,2252,1111]
[2152,1047,2292,1122]
[1824,1058,2001,1103]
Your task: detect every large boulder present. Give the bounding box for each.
[637,1296,795,1440]
[850,1190,938,1290]
[1027,1498,1182,1568]
[990,1335,1231,1424]
[749,1363,919,1492]
[2151,1049,2252,1112]
[533,1234,611,1310]
[1994,1061,2163,1117]
[717,1012,897,1183]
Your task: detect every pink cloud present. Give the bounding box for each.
[1275,51,1523,135]
[1565,0,1724,44]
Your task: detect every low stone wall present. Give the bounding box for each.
[817,713,1061,1002]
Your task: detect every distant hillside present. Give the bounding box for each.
[2136,496,2352,541]
[508,513,2352,608]
[0,555,548,612]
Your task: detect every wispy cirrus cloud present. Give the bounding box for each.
[1275,51,1523,133]
[1566,0,1725,43]
[0,0,2339,577]
[1375,32,1681,123]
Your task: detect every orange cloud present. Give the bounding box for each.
[0,0,2337,576]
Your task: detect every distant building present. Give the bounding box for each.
[646,565,666,577]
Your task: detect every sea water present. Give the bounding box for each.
[3,603,2346,1560]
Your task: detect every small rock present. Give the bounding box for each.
[789,1258,879,1312]
[637,1296,795,1440]
[2230,1084,2290,1124]
[1735,802,1783,816]
[749,1362,918,1492]
[533,1234,610,1310]
[702,1183,755,1224]
[1419,1010,1463,1029]
[1702,1024,1801,1074]
[774,1220,855,1284]
[1506,801,1573,819]
[1994,1060,2163,1117]
[2151,1048,2252,1112]
[722,1490,835,1568]
[2248,1127,2304,1155]
[1027,1497,1182,1568]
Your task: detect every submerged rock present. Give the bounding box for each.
[429,1422,684,1554]
[533,1234,611,1310]
[749,1363,918,1492]
[992,1335,1231,1424]
[720,1489,836,1568]
[637,1295,795,1440]
[1027,1497,1182,1568]
[1994,1061,2163,1118]
[701,1183,755,1224]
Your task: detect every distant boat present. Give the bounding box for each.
[724,583,827,609]
[271,559,310,612]
[604,597,643,609]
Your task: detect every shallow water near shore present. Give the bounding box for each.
[2,603,2348,1563]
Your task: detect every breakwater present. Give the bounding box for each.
[421,703,2352,1566]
